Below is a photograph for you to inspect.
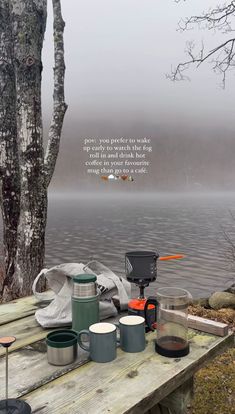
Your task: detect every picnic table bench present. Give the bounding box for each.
[0,295,234,414]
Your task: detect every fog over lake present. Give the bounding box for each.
[41,0,235,192]
[1,1,235,299]
[45,192,235,298]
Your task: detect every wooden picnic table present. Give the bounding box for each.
[0,295,234,414]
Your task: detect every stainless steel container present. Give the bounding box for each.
[73,274,97,298]
[46,329,77,366]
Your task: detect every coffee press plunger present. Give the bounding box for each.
[0,336,32,413]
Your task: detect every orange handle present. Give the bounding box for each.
[159,254,185,261]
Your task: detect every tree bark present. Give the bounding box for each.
[0,0,20,295]
[44,0,67,187]
[10,0,47,298]
[0,0,48,300]
[0,0,67,301]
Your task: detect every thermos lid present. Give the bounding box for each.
[46,329,78,348]
[73,274,97,283]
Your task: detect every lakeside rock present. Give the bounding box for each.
[192,297,210,308]
[191,284,235,310]
[209,291,235,310]
[224,283,235,294]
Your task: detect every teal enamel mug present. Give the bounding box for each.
[117,315,146,353]
[78,322,119,363]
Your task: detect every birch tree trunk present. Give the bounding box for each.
[0,0,67,301]
[0,0,20,295]
[9,0,48,298]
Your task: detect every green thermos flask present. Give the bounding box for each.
[72,274,99,333]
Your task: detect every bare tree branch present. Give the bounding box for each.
[44,0,68,187]
[178,2,235,33]
[168,38,235,87]
[170,2,235,87]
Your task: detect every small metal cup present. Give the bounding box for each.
[46,330,78,366]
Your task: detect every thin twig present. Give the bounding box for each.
[170,2,235,87]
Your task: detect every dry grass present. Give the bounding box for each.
[188,304,235,330]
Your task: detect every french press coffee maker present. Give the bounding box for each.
[145,287,191,357]
[0,336,32,413]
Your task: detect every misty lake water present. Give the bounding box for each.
[44,192,235,299]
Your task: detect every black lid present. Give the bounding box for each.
[73,274,97,283]
[0,399,32,413]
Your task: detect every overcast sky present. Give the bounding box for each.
[41,0,235,191]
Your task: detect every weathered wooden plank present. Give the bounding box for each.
[160,377,193,414]
[0,340,89,398]
[159,407,171,414]
[188,315,228,336]
[148,405,166,414]
[0,315,56,357]
[161,309,229,336]
[21,330,234,414]
[148,406,171,414]
[0,292,52,326]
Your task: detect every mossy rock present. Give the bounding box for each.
[191,297,210,308]
[209,292,235,310]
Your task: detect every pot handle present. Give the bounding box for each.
[144,296,158,331]
[77,330,90,351]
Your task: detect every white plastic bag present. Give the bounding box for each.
[32,261,131,328]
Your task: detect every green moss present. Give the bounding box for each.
[189,348,235,414]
